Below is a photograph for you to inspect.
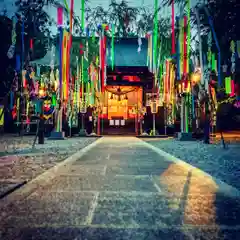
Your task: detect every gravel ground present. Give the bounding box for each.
[0,136,98,197]
[144,138,240,190]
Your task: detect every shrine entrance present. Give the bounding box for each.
[101,86,143,135]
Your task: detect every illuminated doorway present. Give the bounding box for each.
[102,86,142,135]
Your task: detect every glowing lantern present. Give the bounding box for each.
[39,87,46,98]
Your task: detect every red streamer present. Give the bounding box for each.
[70,0,74,33]
[230,80,235,97]
[101,35,106,92]
[30,39,33,49]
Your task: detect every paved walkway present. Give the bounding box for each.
[0,137,240,240]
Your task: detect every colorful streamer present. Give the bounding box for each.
[153,0,158,74]
[171,0,175,55]
[183,16,187,74]
[70,0,74,34]
[187,0,191,73]
[111,24,115,70]
[225,77,231,94]
[230,80,235,97]
[57,7,63,26]
[81,0,85,31]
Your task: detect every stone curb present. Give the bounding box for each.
[0,137,104,217]
[140,139,240,199]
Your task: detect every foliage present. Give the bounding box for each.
[164,0,240,67]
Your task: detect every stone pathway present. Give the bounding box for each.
[0,137,240,239]
[0,137,98,199]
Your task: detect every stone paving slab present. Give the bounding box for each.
[92,193,180,226]
[58,165,105,176]
[10,191,95,214]
[42,175,157,192]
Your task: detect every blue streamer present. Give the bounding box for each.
[37,66,40,76]
[152,34,154,72]
[21,18,25,69]
[203,53,207,69]
[16,55,20,71]
[86,27,90,37]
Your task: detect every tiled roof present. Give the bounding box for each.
[32,37,148,68]
[107,38,148,67]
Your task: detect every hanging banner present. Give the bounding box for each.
[7,17,17,59]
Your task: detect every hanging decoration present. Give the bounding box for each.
[171,0,175,55]
[111,24,115,70]
[137,37,142,53]
[237,40,240,58]
[81,0,85,31]
[7,16,17,59]
[204,7,221,87]
[57,7,63,26]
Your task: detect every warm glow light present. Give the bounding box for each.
[39,89,45,97]
[158,162,219,226]
[191,73,201,85]
[54,81,58,91]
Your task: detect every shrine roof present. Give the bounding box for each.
[106,38,148,67]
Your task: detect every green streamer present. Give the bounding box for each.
[52,94,57,106]
[111,24,115,70]
[185,94,189,133]
[225,77,231,94]
[211,53,216,71]
[81,0,84,31]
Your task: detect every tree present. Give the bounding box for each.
[164,0,240,67]
[0,0,68,97]
[0,15,15,97]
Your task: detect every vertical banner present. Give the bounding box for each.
[81,0,85,31]
[62,30,68,100]
[176,17,180,80]
[57,7,63,26]
[171,0,175,55]
[111,24,115,70]
[183,16,187,75]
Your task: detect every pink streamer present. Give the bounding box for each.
[230,80,235,97]
[57,7,63,26]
